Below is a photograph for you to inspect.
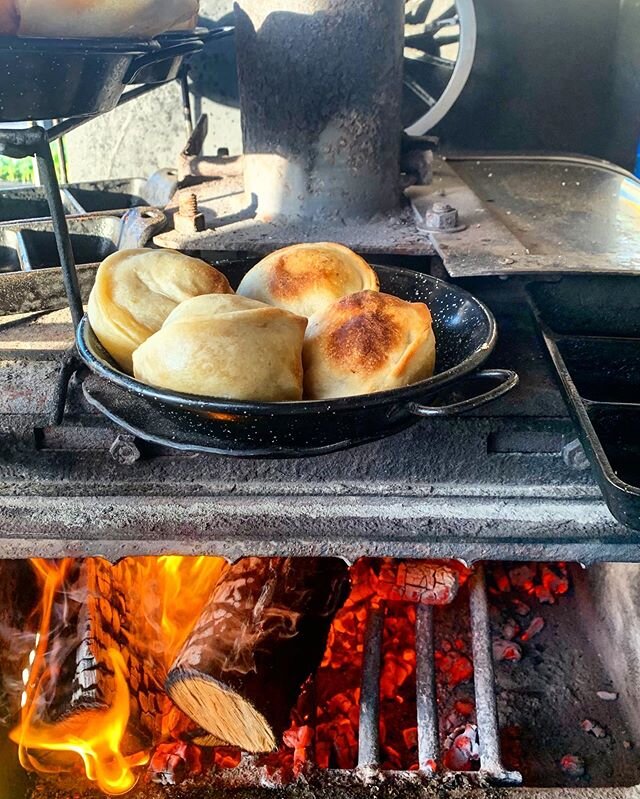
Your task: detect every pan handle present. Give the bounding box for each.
[407,369,519,418]
[124,39,204,84]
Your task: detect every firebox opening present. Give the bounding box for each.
[0,558,638,798]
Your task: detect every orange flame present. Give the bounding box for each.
[12,556,226,795]
[13,648,148,795]
[143,555,227,671]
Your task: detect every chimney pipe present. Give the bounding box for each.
[234,0,405,220]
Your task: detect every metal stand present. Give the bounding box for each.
[178,64,194,137]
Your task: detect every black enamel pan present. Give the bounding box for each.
[0,35,202,122]
[76,263,518,458]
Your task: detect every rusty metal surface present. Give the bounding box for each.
[0,178,158,224]
[410,156,640,277]
[155,171,435,255]
[0,208,166,316]
[159,103,433,255]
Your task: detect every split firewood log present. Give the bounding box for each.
[166,557,350,753]
[20,558,173,760]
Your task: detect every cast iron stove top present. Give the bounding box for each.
[0,272,634,564]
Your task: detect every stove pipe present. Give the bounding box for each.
[234,0,405,220]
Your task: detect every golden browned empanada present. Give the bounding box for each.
[237,242,379,318]
[303,290,436,399]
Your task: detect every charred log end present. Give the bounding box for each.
[166,557,350,754]
[166,668,275,753]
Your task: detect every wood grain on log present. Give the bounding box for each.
[167,557,349,753]
[29,559,172,756]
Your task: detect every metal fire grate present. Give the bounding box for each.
[358,566,521,784]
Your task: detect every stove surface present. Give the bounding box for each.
[0,275,633,563]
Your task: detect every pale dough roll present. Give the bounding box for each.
[303,291,436,400]
[133,294,307,402]
[88,248,232,374]
[237,242,379,318]
[0,0,199,37]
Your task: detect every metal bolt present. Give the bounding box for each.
[179,192,199,217]
[424,201,460,232]
[561,438,590,471]
[175,192,205,234]
[109,434,141,466]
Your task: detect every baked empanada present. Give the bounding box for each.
[88,248,232,373]
[133,294,307,402]
[237,242,379,318]
[303,290,436,399]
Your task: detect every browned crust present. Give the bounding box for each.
[322,291,432,375]
[268,249,353,302]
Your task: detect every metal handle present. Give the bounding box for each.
[124,40,204,84]
[198,25,235,43]
[407,369,519,418]
[117,207,167,250]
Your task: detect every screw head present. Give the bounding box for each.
[424,202,459,231]
[109,434,140,466]
[432,202,453,214]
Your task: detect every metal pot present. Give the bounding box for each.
[77,263,518,458]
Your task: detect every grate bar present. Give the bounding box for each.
[415,604,439,771]
[469,566,523,785]
[358,604,384,768]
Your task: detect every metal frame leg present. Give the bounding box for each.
[358,604,384,768]
[179,65,194,137]
[34,137,83,328]
[469,566,523,785]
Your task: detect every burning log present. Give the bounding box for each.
[22,559,171,757]
[166,557,349,753]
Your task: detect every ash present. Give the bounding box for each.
[487,564,640,788]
